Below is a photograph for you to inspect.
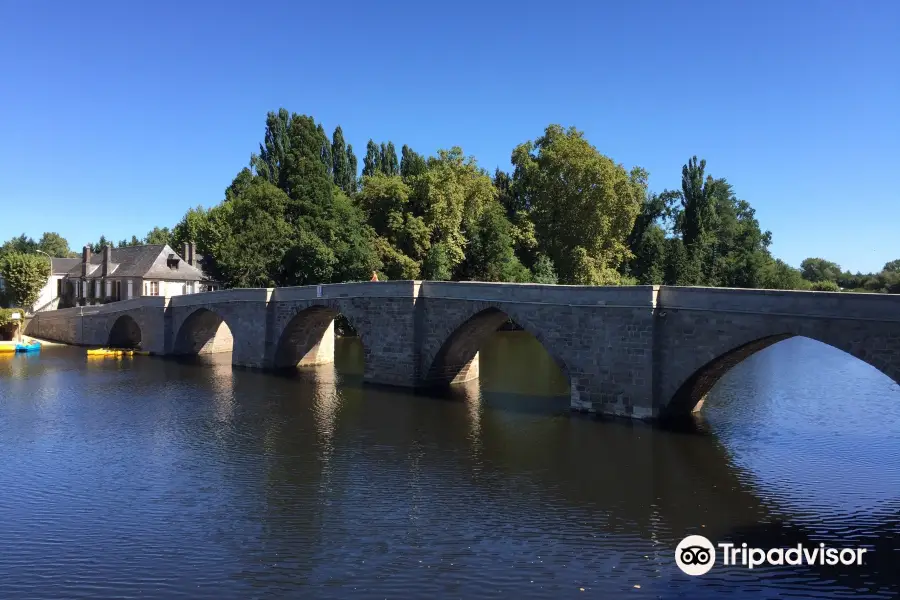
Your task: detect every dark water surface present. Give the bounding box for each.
[1,332,898,599]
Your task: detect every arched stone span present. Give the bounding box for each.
[173,308,235,355]
[107,315,142,348]
[424,305,571,388]
[661,326,900,417]
[274,304,365,369]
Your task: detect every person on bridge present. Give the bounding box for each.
[370,271,379,282]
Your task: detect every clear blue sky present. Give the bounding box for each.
[1,0,897,273]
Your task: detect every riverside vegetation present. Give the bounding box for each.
[2,110,898,310]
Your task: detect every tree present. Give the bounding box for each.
[800,258,842,283]
[761,259,808,290]
[415,148,497,274]
[810,280,841,292]
[90,235,110,253]
[531,254,558,284]
[363,140,381,177]
[144,227,172,246]
[1,234,37,257]
[204,178,295,287]
[346,145,358,193]
[250,108,292,188]
[172,206,210,250]
[400,144,427,180]
[678,157,718,249]
[357,173,429,269]
[317,124,333,177]
[279,229,336,286]
[511,124,644,284]
[331,126,352,194]
[117,236,142,248]
[382,142,399,176]
[37,232,74,257]
[460,200,527,282]
[883,259,900,273]
[0,252,50,309]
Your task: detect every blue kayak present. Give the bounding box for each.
[15,342,41,353]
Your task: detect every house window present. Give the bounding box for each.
[57,279,63,296]
[127,280,133,299]
[148,281,159,296]
[114,281,121,301]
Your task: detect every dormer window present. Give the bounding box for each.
[167,254,180,269]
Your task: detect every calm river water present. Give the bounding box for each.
[1,332,898,598]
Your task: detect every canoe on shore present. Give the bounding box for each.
[15,342,41,353]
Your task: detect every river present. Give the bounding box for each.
[0,332,898,598]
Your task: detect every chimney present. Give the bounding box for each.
[102,245,112,276]
[82,245,91,277]
[188,242,196,267]
[182,242,189,264]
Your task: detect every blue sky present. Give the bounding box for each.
[1,0,897,273]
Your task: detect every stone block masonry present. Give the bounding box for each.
[24,282,900,420]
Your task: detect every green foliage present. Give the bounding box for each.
[381,142,399,176]
[531,254,558,284]
[800,257,842,283]
[883,259,900,273]
[511,125,643,284]
[400,145,427,180]
[761,259,809,290]
[332,126,354,195]
[363,140,380,177]
[0,307,25,327]
[346,145,358,194]
[0,252,50,309]
[810,280,841,292]
[459,201,525,282]
[0,234,37,257]
[38,232,75,257]
[76,111,896,295]
[144,227,172,246]
[422,243,454,281]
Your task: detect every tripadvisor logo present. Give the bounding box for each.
[675,535,868,576]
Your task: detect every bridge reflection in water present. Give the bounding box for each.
[164,329,900,596]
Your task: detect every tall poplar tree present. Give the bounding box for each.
[346,144,358,193]
[331,126,350,192]
[363,140,380,177]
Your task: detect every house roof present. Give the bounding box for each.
[50,257,80,275]
[66,244,207,281]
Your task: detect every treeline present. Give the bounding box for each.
[3,109,898,296]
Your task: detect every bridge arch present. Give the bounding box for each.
[664,332,900,417]
[424,305,571,388]
[274,303,367,369]
[107,315,142,348]
[173,307,235,355]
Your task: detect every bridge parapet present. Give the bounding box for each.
[169,288,272,308]
[658,286,900,321]
[419,281,659,306]
[272,280,420,302]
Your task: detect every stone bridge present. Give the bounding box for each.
[25,281,900,419]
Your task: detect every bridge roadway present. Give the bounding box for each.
[25,281,900,419]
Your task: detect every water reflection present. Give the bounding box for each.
[0,334,896,598]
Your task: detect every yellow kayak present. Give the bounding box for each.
[0,342,16,353]
[87,348,135,357]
